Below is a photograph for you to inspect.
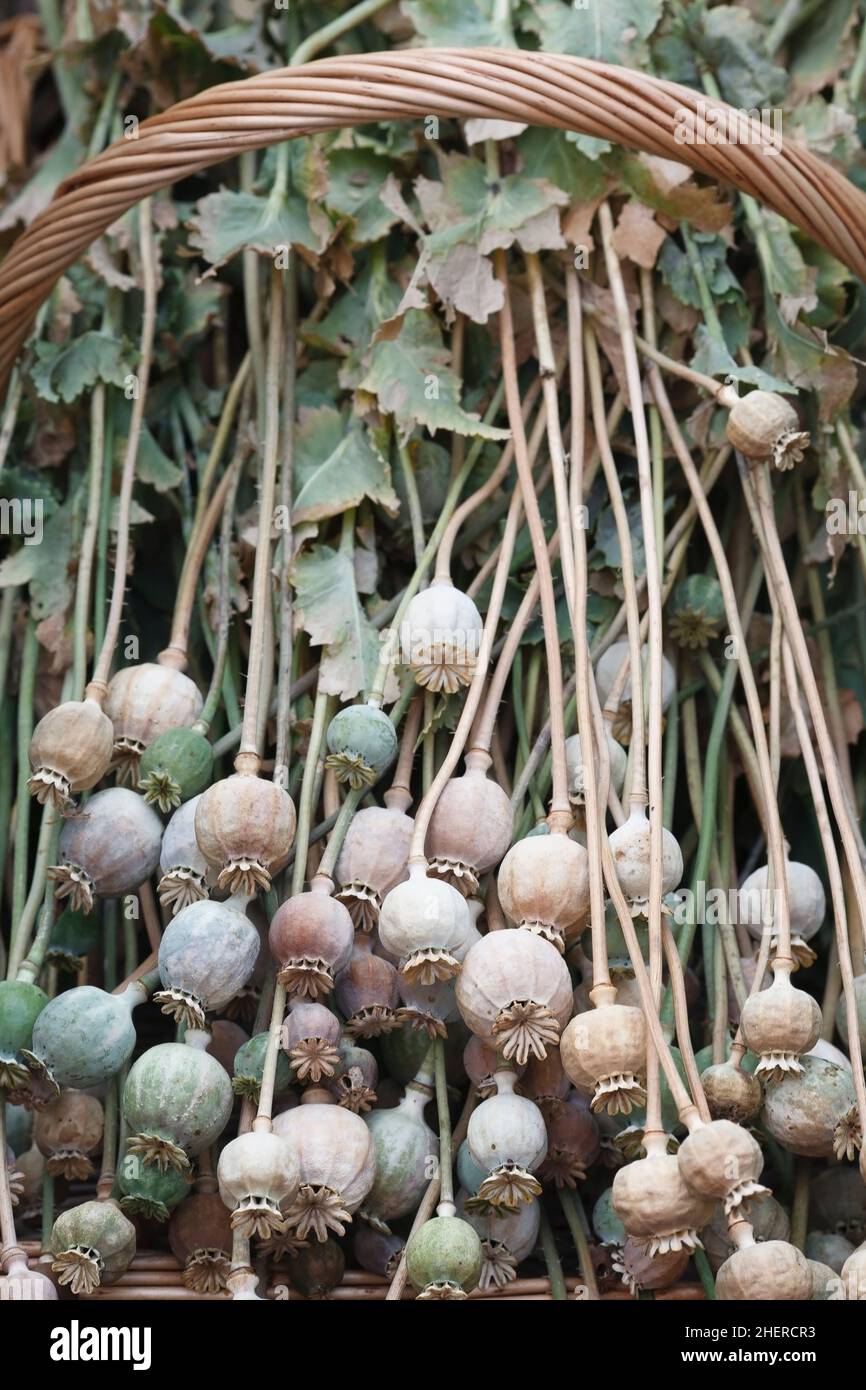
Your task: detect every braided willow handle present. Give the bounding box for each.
[2,47,866,394]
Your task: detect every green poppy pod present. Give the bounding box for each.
[50,1200,137,1296]
[122,1040,233,1173]
[23,982,145,1094]
[139,725,214,812]
[669,574,726,649]
[44,906,101,973]
[324,702,398,789]
[0,980,48,1090]
[232,1032,292,1103]
[405,1215,483,1299]
[117,1153,190,1222]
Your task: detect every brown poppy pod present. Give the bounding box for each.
[716,1226,812,1301]
[560,1003,647,1117]
[281,1002,342,1085]
[426,750,513,897]
[725,390,809,471]
[335,934,401,1038]
[612,1238,690,1296]
[104,660,203,784]
[335,798,413,931]
[169,1191,233,1294]
[739,966,822,1081]
[28,697,114,809]
[539,1098,600,1187]
[496,832,589,952]
[195,772,296,896]
[699,1059,763,1125]
[34,1090,104,1181]
[612,1152,714,1258]
[518,1049,570,1119]
[269,875,355,1000]
[677,1119,770,1215]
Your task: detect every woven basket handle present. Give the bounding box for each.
[2,47,865,395]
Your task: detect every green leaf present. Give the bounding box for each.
[523,0,663,65]
[358,310,510,442]
[420,154,568,257]
[324,150,404,245]
[694,6,787,109]
[516,129,606,201]
[188,189,330,273]
[30,333,135,404]
[302,252,402,357]
[0,494,76,621]
[402,0,516,46]
[292,544,387,701]
[689,326,794,394]
[293,407,399,523]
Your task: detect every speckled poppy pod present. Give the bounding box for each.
[559,1002,648,1117]
[405,1213,483,1299]
[49,1199,137,1296]
[699,1058,764,1125]
[47,786,163,914]
[399,578,483,694]
[612,1151,714,1258]
[33,1090,104,1181]
[457,1190,540,1291]
[22,979,146,1098]
[565,730,627,805]
[762,1056,860,1161]
[456,928,573,1067]
[0,979,48,1093]
[715,1220,813,1300]
[27,695,115,810]
[378,862,476,985]
[335,934,401,1038]
[158,795,213,915]
[281,1002,342,1085]
[362,1058,437,1230]
[496,831,590,952]
[195,769,296,896]
[169,1192,233,1294]
[154,893,260,1029]
[324,701,398,789]
[739,860,825,968]
[217,1131,301,1240]
[426,749,513,897]
[104,656,204,784]
[677,1119,771,1216]
[607,807,683,918]
[122,1037,233,1172]
[725,390,809,471]
[467,1068,547,1210]
[273,1089,376,1241]
[335,796,414,931]
[739,962,822,1081]
[269,874,355,1000]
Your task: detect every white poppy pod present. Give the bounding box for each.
[608,808,683,914]
[399,579,483,694]
[274,1098,376,1242]
[739,861,825,967]
[467,1070,547,1210]
[378,864,475,985]
[217,1131,300,1240]
[565,731,627,804]
[496,832,589,951]
[155,895,260,1029]
[595,641,676,711]
[158,795,214,915]
[334,803,413,931]
[456,929,573,1067]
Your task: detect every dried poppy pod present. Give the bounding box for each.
[700,1193,789,1273]
[804,1232,855,1276]
[353,1225,404,1279]
[335,934,401,1038]
[496,831,589,951]
[331,1040,379,1113]
[739,860,825,968]
[138,724,214,813]
[281,1003,342,1085]
[405,1213,483,1299]
[612,1151,714,1257]
[324,701,398,789]
[539,1098,600,1187]
[700,1057,763,1125]
[715,1223,812,1301]
[269,874,355,1000]
[155,894,259,1029]
[397,974,461,1039]
[169,1192,233,1294]
[456,929,573,1067]
[565,730,627,805]
[273,1090,376,1241]
[217,1131,301,1240]
[158,795,213,915]
[27,695,114,809]
[464,1036,511,1099]
[33,1090,104,1182]
[0,979,48,1093]
[378,862,475,985]
[809,1259,846,1301]
[206,1019,249,1077]
[231,1031,292,1102]
[457,1190,540,1290]
[739,963,822,1080]
[426,750,513,896]
[195,770,296,896]
[48,787,163,914]
[811,1166,866,1243]
[287,1239,346,1299]
[607,808,683,917]
[117,1159,190,1223]
[842,1245,866,1301]
[335,796,414,931]
[762,1055,859,1161]
[612,1238,690,1296]
[467,1069,548,1209]
[122,1038,233,1173]
[362,1061,437,1228]
[518,1049,570,1119]
[23,980,146,1097]
[725,389,809,471]
[49,1199,136,1297]
[44,906,101,974]
[399,578,483,694]
[677,1119,770,1216]
[595,641,676,741]
[560,1002,648,1117]
[104,656,203,783]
